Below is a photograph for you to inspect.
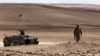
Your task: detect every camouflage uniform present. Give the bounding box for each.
[74,24,82,43]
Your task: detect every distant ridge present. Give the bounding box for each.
[0,3,99,29]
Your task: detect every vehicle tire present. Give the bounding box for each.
[34,41,39,44]
[3,37,12,47]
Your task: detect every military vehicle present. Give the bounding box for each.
[3,30,39,47]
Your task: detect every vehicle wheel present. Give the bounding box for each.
[3,37,12,47]
[34,41,39,44]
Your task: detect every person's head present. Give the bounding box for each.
[76,24,79,28]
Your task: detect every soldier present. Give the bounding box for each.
[19,29,25,35]
[74,24,82,43]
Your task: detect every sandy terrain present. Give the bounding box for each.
[0,29,99,56]
[0,3,99,56]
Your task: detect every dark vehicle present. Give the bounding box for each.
[3,30,39,47]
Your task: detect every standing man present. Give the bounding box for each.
[74,24,82,43]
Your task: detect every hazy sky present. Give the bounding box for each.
[0,0,100,5]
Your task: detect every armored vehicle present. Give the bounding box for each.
[3,30,39,47]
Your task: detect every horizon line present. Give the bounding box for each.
[0,3,99,5]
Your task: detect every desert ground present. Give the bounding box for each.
[0,29,99,56]
[0,3,99,56]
